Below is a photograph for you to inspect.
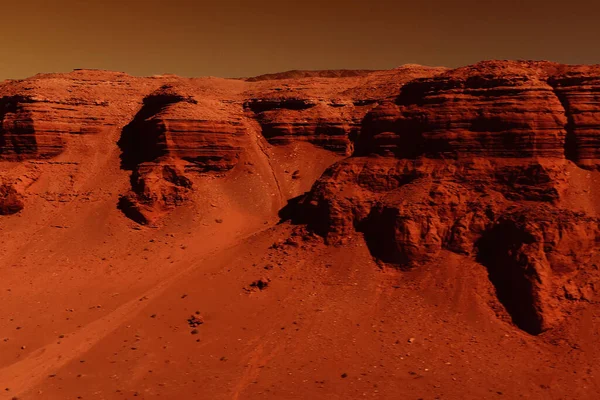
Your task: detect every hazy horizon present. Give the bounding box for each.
[2,0,600,80]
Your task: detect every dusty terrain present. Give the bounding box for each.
[1,61,600,399]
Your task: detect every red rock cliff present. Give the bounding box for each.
[2,61,600,335]
[296,61,600,334]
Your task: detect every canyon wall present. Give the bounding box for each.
[2,61,600,334]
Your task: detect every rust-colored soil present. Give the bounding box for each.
[2,62,600,399]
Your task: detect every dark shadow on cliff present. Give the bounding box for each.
[117,99,168,170]
[118,88,192,170]
[277,192,334,239]
[547,78,579,164]
[475,223,543,335]
[117,195,149,225]
[278,193,311,224]
[358,207,408,267]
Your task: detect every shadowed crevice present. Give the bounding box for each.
[547,78,578,163]
[359,207,408,266]
[475,222,543,335]
[118,89,193,170]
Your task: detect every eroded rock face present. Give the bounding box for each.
[0,65,445,218]
[475,209,599,334]
[112,67,446,220]
[0,96,63,159]
[0,94,114,159]
[243,65,446,155]
[2,62,600,335]
[300,157,600,335]
[244,98,363,154]
[295,61,600,334]
[120,85,247,172]
[358,62,569,159]
[548,67,600,169]
[118,163,192,225]
[116,84,251,221]
[0,70,145,160]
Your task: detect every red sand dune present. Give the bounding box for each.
[1,61,600,399]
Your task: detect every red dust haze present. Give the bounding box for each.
[1,0,600,80]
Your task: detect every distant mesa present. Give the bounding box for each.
[245,69,380,82]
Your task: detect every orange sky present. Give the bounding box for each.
[1,0,599,80]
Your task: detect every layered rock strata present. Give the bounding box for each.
[295,61,600,334]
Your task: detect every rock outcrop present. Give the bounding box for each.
[2,61,600,335]
[118,163,193,225]
[358,62,569,159]
[113,66,446,222]
[0,94,115,159]
[0,70,151,160]
[120,84,247,172]
[548,66,600,169]
[117,84,252,223]
[244,98,363,154]
[302,156,600,334]
[243,65,446,155]
[0,181,24,215]
[293,61,600,334]
[0,95,63,159]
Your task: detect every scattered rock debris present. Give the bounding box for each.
[187,314,204,328]
[248,278,270,291]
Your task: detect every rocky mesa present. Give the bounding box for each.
[296,61,600,334]
[2,60,600,338]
